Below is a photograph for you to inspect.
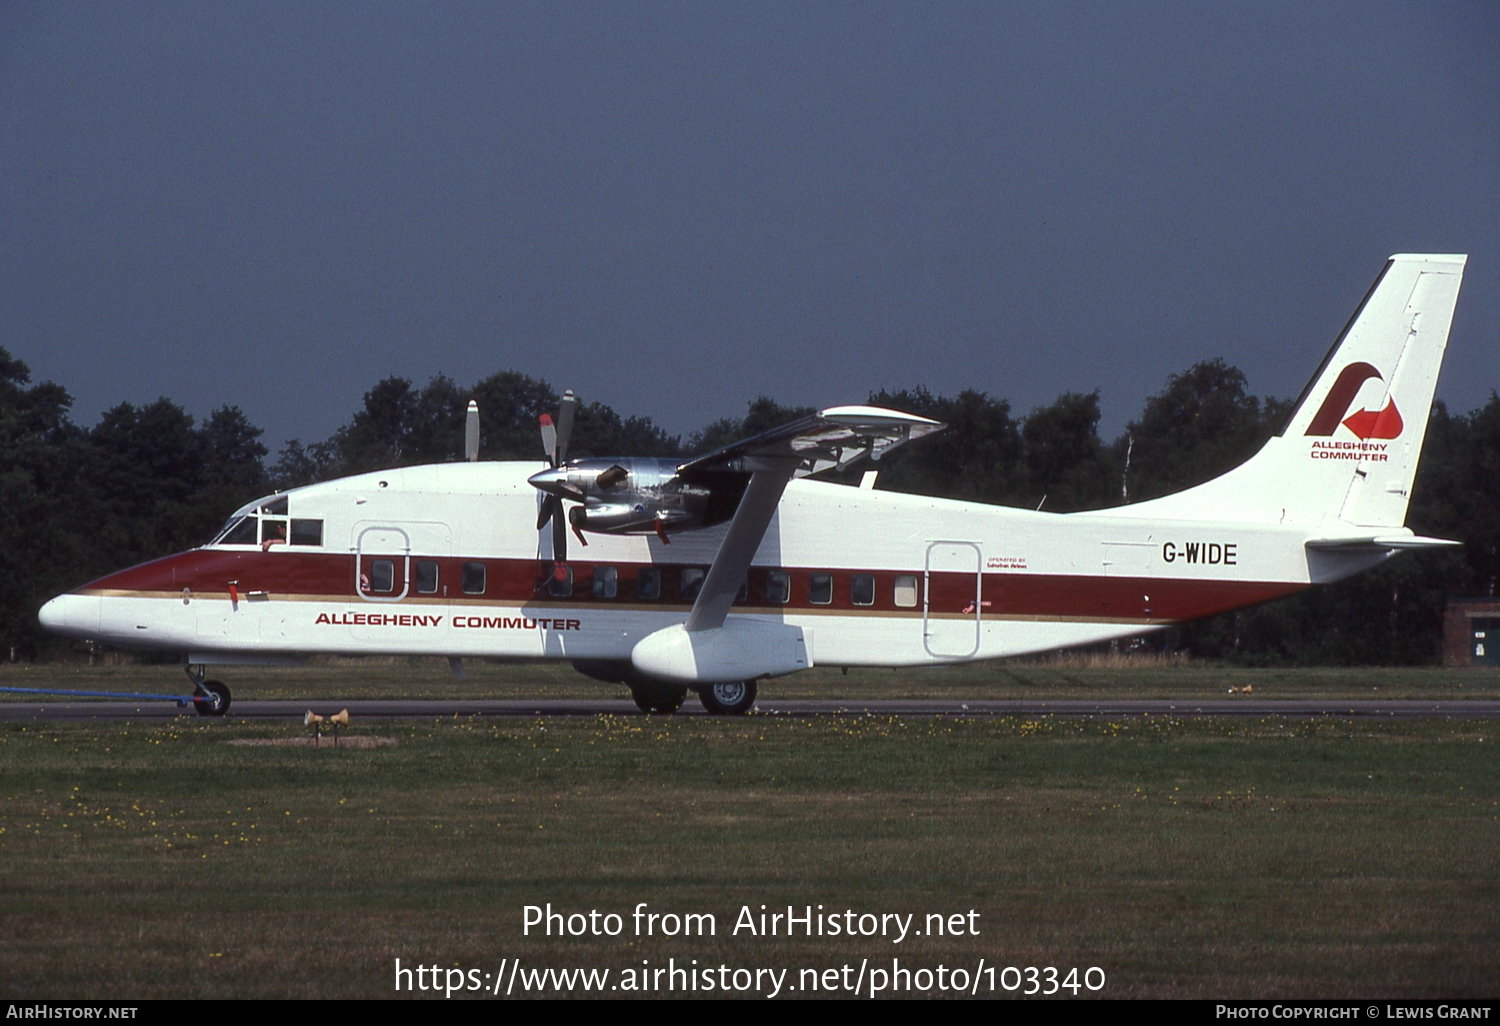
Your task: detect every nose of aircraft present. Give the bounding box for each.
[38,595,67,632]
[38,593,100,638]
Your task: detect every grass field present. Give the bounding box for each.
[1,685,1497,999]
[5,656,1500,703]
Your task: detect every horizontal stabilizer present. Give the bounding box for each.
[1305,534,1461,551]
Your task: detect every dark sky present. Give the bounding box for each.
[3,1,1497,455]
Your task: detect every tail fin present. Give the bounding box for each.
[1122,254,1467,527]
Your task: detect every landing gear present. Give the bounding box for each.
[697,680,757,716]
[631,682,687,715]
[193,680,231,717]
[185,665,231,717]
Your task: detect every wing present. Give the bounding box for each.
[677,405,946,481]
[681,406,943,633]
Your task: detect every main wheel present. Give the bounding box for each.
[697,680,757,716]
[631,682,687,715]
[193,679,231,717]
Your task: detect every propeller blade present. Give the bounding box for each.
[556,390,578,464]
[464,400,480,462]
[539,414,558,466]
[552,500,568,562]
[536,494,560,532]
[537,391,581,562]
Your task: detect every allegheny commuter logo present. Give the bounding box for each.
[1305,362,1404,441]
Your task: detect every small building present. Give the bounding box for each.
[1443,599,1500,667]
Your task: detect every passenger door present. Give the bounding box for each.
[923,541,982,659]
[353,521,452,643]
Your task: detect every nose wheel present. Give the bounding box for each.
[192,679,232,717]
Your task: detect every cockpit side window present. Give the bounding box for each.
[290,519,323,546]
[260,518,288,548]
[217,517,259,545]
[212,494,324,549]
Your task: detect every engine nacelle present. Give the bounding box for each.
[630,620,812,684]
[569,500,693,535]
[530,457,746,538]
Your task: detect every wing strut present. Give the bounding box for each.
[683,459,799,633]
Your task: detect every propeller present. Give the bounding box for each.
[464,400,480,462]
[536,390,580,561]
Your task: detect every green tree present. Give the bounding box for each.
[865,387,1024,504]
[196,406,271,534]
[1019,391,1118,512]
[272,370,681,485]
[1458,395,1500,597]
[1120,358,1288,502]
[466,371,562,461]
[570,401,680,459]
[0,350,92,657]
[687,397,814,456]
[269,437,340,491]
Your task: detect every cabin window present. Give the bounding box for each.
[369,559,395,593]
[218,517,258,545]
[414,560,439,594]
[462,561,486,595]
[547,564,573,598]
[765,571,790,604]
[851,573,876,606]
[809,573,833,605]
[681,568,706,603]
[593,566,618,599]
[735,577,748,603]
[635,568,661,600]
[893,574,919,608]
[259,496,288,515]
[290,519,323,546]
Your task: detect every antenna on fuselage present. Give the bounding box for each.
[465,400,480,461]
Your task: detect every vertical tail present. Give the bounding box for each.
[1123,254,1467,527]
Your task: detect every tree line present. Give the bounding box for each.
[2,346,1497,664]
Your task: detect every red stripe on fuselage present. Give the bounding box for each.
[76,547,1303,622]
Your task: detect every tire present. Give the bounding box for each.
[631,682,687,715]
[193,679,231,717]
[697,680,757,716]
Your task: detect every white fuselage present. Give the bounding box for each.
[40,461,1377,671]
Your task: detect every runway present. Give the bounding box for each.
[3,697,1500,720]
